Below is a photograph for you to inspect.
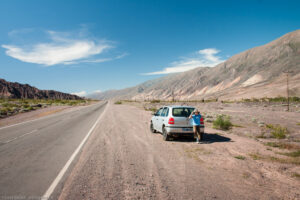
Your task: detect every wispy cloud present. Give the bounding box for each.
[2,29,125,66]
[142,48,224,75]
[71,91,87,97]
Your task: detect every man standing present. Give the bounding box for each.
[189,109,202,144]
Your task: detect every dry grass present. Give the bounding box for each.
[264,142,300,150]
[234,155,246,160]
[184,147,212,162]
[277,150,300,158]
[249,152,300,165]
[292,172,300,179]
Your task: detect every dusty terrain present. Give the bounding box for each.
[58,102,300,200]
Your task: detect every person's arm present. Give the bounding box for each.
[189,112,194,119]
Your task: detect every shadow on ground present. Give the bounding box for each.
[171,133,231,143]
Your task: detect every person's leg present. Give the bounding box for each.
[193,126,198,142]
[196,126,201,141]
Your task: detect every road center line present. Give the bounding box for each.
[42,103,108,200]
[1,129,38,144]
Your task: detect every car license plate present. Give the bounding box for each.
[182,128,191,131]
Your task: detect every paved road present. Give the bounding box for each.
[0,102,107,199]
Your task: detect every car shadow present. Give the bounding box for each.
[171,133,231,143]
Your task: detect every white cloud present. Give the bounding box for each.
[71,91,87,97]
[93,90,102,93]
[142,48,224,75]
[1,30,120,66]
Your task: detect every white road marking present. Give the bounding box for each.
[0,103,101,130]
[42,103,108,200]
[1,129,38,144]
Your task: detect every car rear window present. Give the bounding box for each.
[172,108,194,117]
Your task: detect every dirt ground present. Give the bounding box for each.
[58,102,300,200]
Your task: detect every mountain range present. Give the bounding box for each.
[0,79,82,100]
[90,30,300,101]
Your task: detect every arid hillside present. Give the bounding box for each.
[93,30,300,100]
[0,78,82,100]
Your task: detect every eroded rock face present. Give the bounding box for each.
[0,79,82,100]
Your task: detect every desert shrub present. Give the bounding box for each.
[213,115,232,130]
[0,107,10,115]
[150,100,160,103]
[266,124,288,139]
[114,101,122,104]
[1,102,17,108]
[234,155,246,160]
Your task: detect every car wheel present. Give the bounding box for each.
[162,127,170,141]
[150,122,156,133]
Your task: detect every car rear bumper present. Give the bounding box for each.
[165,126,204,134]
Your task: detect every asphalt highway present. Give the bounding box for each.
[0,102,107,199]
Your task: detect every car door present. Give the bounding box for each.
[153,108,163,130]
[158,107,168,132]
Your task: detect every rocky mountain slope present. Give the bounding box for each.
[0,79,82,100]
[93,30,300,101]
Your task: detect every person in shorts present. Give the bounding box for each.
[189,109,202,144]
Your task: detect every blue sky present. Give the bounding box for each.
[0,0,299,96]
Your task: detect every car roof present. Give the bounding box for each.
[161,105,195,108]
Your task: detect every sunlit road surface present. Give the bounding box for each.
[0,102,107,199]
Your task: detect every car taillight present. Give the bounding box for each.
[168,117,175,124]
[200,117,204,125]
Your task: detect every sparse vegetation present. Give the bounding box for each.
[266,124,288,139]
[150,99,161,103]
[114,101,122,104]
[0,98,93,118]
[144,107,157,112]
[264,142,300,150]
[297,122,300,126]
[213,115,232,130]
[292,172,300,179]
[278,150,300,158]
[234,155,246,160]
[249,152,300,165]
[256,132,266,139]
[249,153,263,160]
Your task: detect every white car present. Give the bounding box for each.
[150,105,204,141]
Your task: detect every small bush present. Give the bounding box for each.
[150,100,160,103]
[266,124,288,139]
[234,155,246,160]
[114,101,122,104]
[213,115,232,130]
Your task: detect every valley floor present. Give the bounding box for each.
[58,102,300,200]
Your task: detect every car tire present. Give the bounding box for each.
[150,121,156,133]
[162,127,170,141]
